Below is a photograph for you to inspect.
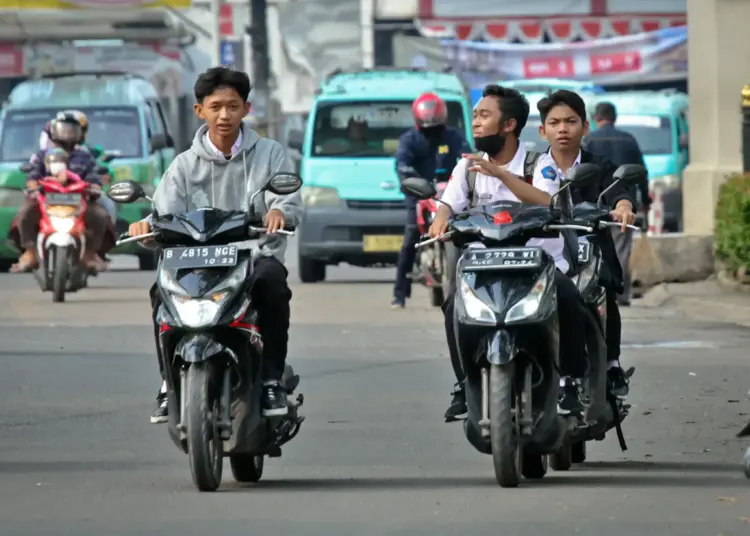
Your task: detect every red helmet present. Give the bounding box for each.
[412,92,447,129]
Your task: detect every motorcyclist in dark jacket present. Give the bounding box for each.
[391,92,471,308]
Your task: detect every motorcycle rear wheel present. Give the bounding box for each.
[489,364,521,488]
[186,362,223,491]
[230,454,264,483]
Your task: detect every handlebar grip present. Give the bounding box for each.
[118,232,130,241]
[283,225,296,232]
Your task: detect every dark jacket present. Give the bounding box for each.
[574,149,632,293]
[27,147,101,186]
[395,126,471,218]
[584,123,650,208]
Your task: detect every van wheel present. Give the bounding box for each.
[138,252,158,271]
[299,255,325,283]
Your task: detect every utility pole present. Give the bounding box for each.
[210,0,222,66]
[248,0,279,139]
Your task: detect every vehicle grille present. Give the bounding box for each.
[346,200,406,210]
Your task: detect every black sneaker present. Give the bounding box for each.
[262,382,289,417]
[607,366,630,399]
[444,382,468,422]
[391,298,405,309]
[558,378,585,416]
[150,390,168,424]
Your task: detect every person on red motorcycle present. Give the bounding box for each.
[392,92,471,309]
[11,140,111,272]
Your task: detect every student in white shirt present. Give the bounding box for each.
[433,84,590,421]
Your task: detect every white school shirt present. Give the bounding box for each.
[204,130,244,157]
[439,145,569,272]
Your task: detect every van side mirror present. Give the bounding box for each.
[288,129,304,151]
[150,133,168,153]
[678,133,689,150]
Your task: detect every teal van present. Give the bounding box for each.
[589,90,689,231]
[0,72,177,270]
[289,68,473,283]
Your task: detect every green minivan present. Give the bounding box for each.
[0,72,177,270]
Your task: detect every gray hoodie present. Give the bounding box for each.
[150,124,302,263]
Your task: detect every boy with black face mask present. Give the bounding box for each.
[392,92,471,308]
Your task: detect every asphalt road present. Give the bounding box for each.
[0,239,749,536]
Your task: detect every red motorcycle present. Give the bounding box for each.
[414,181,455,307]
[31,176,99,302]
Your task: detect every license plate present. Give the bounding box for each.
[45,193,81,206]
[362,235,403,253]
[162,245,238,269]
[462,247,542,270]
[577,242,591,263]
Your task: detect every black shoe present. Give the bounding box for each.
[444,383,468,422]
[262,382,289,417]
[150,390,168,424]
[558,378,585,416]
[607,366,630,399]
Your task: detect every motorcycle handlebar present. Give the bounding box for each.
[114,225,296,248]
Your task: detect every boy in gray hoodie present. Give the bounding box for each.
[127,67,302,423]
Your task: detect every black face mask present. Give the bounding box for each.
[474,133,507,156]
[419,125,445,142]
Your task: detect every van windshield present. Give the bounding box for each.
[311,100,466,158]
[0,107,142,162]
[520,116,546,152]
[613,115,673,155]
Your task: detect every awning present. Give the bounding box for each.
[415,16,687,43]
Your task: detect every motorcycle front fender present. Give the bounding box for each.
[175,333,233,364]
[485,330,516,366]
[45,232,76,249]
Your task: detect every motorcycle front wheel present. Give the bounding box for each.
[52,246,69,303]
[186,362,223,491]
[489,363,521,487]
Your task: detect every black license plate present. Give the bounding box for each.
[463,247,542,270]
[162,245,238,269]
[45,193,81,205]
[577,241,591,263]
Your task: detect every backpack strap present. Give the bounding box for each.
[523,150,542,184]
[465,151,484,208]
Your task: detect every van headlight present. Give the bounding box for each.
[651,175,679,190]
[505,269,551,324]
[302,186,340,207]
[458,278,496,324]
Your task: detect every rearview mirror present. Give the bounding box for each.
[101,151,120,163]
[19,163,31,174]
[266,172,303,196]
[613,164,647,184]
[149,133,168,153]
[400,177,436,200]
[108,180,145,204]
[566,163,601,186]
[287,129,304,152]
[96,165,110,175]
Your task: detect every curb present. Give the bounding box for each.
[643,279,750,328]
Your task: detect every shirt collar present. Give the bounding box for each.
[483,143,526,173]
[544,147,582,173]
[204,129,243,158]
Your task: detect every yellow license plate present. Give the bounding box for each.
[362,235,403,252]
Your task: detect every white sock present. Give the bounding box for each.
[607,360,620,370]
[160,380,167,394]
[559,377,568,387]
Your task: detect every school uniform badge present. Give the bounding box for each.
[438,145,449,154]
[541,166,557,180]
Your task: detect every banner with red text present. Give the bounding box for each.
[439,26,686,85]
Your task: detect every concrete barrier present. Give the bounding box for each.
[630,233,714,288]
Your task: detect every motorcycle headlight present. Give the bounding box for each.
[505,269,551,324]
[302,186,340,207]
[158,260,247,328]
[651,174,679,190]
[458,278,496,325]
[573,258,599,294]
[50,216,74,233]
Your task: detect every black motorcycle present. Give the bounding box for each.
[402,163,643,487]
[738,421,750,478]
[108,172,305,492]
